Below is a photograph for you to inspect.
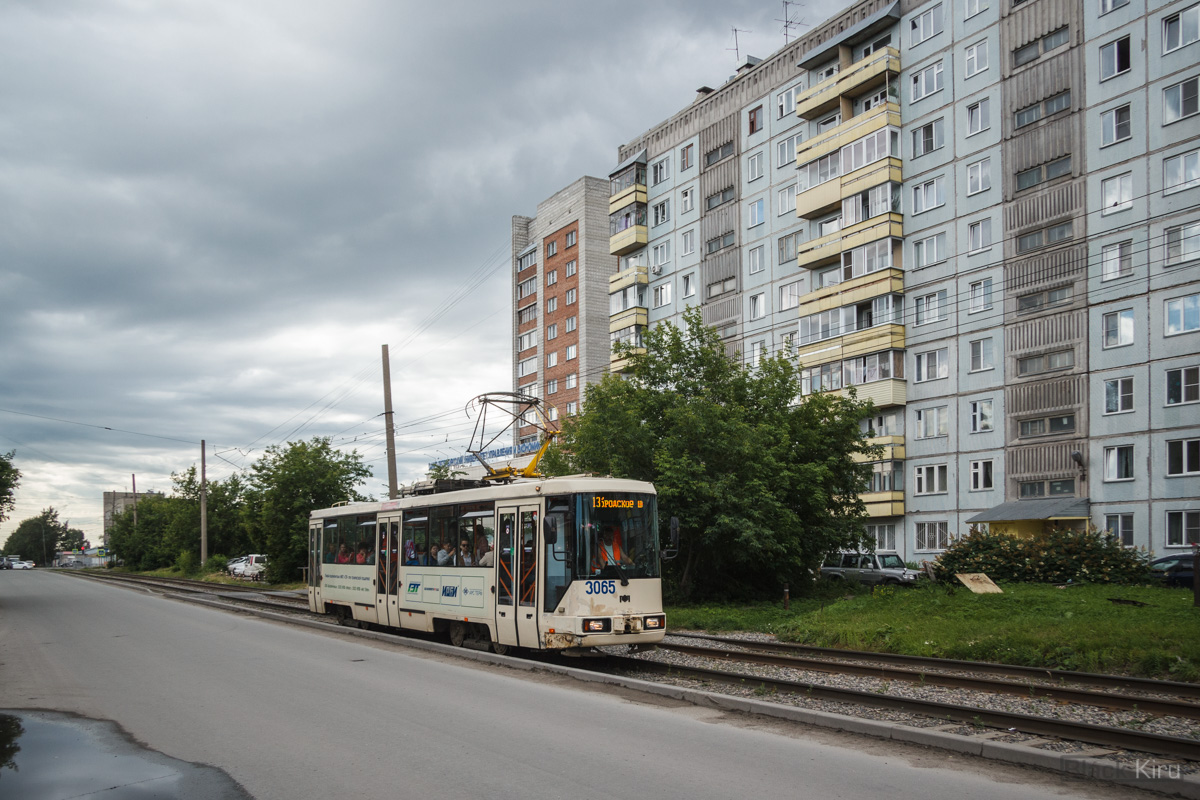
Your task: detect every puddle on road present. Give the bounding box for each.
[0,710,253,799]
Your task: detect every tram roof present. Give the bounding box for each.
[309,475,657,519]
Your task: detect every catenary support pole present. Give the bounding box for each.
[382,344,398,500]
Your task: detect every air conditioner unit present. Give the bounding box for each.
[651,265,662,275]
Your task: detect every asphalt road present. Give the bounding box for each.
[0,571,1157,800]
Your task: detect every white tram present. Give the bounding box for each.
[307,475,666,653]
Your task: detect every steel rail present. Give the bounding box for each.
[658,641,1200,720]
[609,655,1200,761]
[671,632,1200,700]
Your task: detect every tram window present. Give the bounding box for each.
[458,503,495,567]
[431,506,456,566]
[544,496,575,612]
[519,510,538,606]
[404,512,429,565]
[322,522,338,563]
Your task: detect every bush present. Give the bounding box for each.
[935,525,1147,584]
[203,554,230,574]
[175,550,200,576]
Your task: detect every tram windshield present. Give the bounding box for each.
[543,492,659,610]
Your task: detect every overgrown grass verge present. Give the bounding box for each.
[668,581,1200,681]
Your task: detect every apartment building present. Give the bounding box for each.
[603,0,1199,558]
[511,176,614,445]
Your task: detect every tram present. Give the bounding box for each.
[306,475,667,653]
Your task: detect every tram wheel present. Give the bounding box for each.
[491,641,511,656]
[449,621,467,648]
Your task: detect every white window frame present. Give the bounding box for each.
[970,338,994,372]
[1164,76,1200,125]
[965,0,988,18]
[565,344,577,361]
[653,283,672,308]
[1166,510,1200,546]
[970,399,994,432]
[750,293,766,320]
[966,98,990,135]
[965,40,988,77]
[546,351,558,368]
[681,229,695,256]
[913,465,948,495]
[651,157,670,186]
[653,199,671,226]
[1164,149,1200,193]
[969,276,993,311]
[1102,240,1133,281]
[968,221,993,255]
[565,260,576,277]
[1165,293,1200,336]
[749,198,765,227]
[565,373,577,390]
[777,184,797,215]
[1101,172,1133,214]
[911,61,944,102]
[749,245,765,274]
[1166,222,1200,266]
[914,348,949,382]
[1104,376,1134,414]
[1167,438,1200,476]
[777,133,801,167]
[778,85,800,118]
[1105,513,1134,547]
[652,241,671,267]
[1103,308,1135,348]
[910,4,944,46]
[967,158,991,195]
[914,290,946,325]
[913,233,946,267]
[565,288,577,306]
[680,187,694,213]
[915,521,950,551]
[1166,365,1200,405]
[565,315,577,333]
[1100,0,1129,13]
[1100,36,1131,81]
[1104,444,1136,481]
[1163,5,1200,54]
[1101,104,1132,146]
[912,119,944,158]
[969,459,993,491]
[915,406,948,439]
[748,152,764,182]
[912,176,945,214]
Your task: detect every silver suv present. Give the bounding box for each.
[821,552,918,586]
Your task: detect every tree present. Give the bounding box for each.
[546,307,880,601]
[426,461,467,480]
[2,508,83,565]
[241,438,372,582]
[0,450,19,524]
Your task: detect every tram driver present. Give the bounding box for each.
[591,526,633,573]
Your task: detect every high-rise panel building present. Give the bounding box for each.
[512,176,613,445]
[602,0,1199,558]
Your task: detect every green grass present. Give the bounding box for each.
[667,582,1200,681]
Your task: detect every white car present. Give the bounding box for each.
[229,554,268,581]
[12,560,34,570]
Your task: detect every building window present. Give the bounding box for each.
[779,281,802,311]
[911,61,944,101]
[1015,90,1071,128]
[969,399,993,432]
[566,401,578,416]
[777,133,801,167]
[970,338,994,372]
[914,464,948,495]
[565,288,577,305]
[517,250,537,272]
[778,85,800,118]
[1017,349,1074,376]
[653,284,672,308]
[1164,149,1200,193]
[653,199,670,226]
[913,233,946,267]
[1166,222,1200,265]
[706,186,735,210]
[1050,479,1076,496]
[680,144,694,171]
[910,4,944,46]
[681,229,695,256]
[1017,221,1073,253]
[1166,293,1200,335]
[965,40,988,77]
[565,231,576,248]
[1101,105,1132,146]
[565,373,577,390]
[517,276,538,300]
[708,277,737,299]
[866,523,896,551]
[970,460,994,491]
[546,351,558,368]
[517,356,537,378]
[1104,376,1134,414]
[546,270,557,287]
[1019,414,1075,437]
[1018,286,1072,314]
[704,141,734,167]
[1164,76,1199,124]
[778,232,800,264]
[1105,514,1134,547]
[1168,510,1200,546]
[912,119,944,157]
[747,152,764,181]
[748,105,763,134]
[680,187,694,213]
[915,406,948,439]
[565,315,576,332]
[1168,439,1200,475]
[1166,366,1200,405]
[964,98,990,136]
[651,157,670,186]
[777,184,797,215]
[914,348,948,382]
[1016,155,1072,191]
[682,274,695,298]
[545,241,557,259]
[1020,481,1046,498]
[912,176,945,214]
[565,260,577,277]
[748,199,765,227]
[749,245,765,274]
[967,158,991,195]
[1014,27,1069,67]
[816,112,842,133]
[914,290,946,325]
[1164,5,1200,53]
[546,296,557,314]
[1102,241,1133,281]
[915,521,950,551]
[517,330,537,352]
[1102,173,1133,214]
[750,293,765,320]
[517,304,537,325]
[1103,309,1135,348]
[1100,37,1131,81]
[546,378,557,395]
[565,344,577,361]
[652,241,670,267]
[968,221,993,255]
[965,0,988,18]
[706,231,736,254]
[1105,445,1135,481]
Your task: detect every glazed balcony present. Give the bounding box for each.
[852,435,906,463]
[795,216,903,271]
[796,323,905,367]
[798,268,905,315]
[797,159,903,220]
[795,104,900,170]
[862,491,905,517]
[609,204,648,256]
[796,48,901,121]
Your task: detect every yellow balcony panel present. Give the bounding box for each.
[609,348,645,372]
[796,48,901,120]
[796,105,901,167]
[838,378,907,408]
[795,217,902,271]
[609,185,647,215]
[851,436,906,463]
[862,491,905,517]
[610,226,647,256]
[797,269,905,314]
[794,325,902,367]
[608,265,649,292]
[609,306,648,332]
[796,159,903,221]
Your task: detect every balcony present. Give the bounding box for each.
[796,48,900,121]
[797,159,903,220]
[852,435,905,463]
[609,203,647,256]
[838,377,906,408]
[796,323,905,367]
[795,104,900,170]
[609,265,648,293]
[862,491,905,518]
[798,268,905,314]
[796,216,903,271]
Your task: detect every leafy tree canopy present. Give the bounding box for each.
[544,307,880,601]
[241,437,372,582]
[0,450,19,524]
[2,508,85,564]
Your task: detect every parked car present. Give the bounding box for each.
[821,552,919,586]
[12,560,34,570]
[0,558,10,570]
[1149,554,1195,588]
[229,554,268,581]
[226,556,248,570]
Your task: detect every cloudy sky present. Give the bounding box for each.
[0,0,842,546]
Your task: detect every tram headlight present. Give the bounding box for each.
[643,615,665,630]
[583,618,611,633]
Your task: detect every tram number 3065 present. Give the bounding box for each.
[584,580,617,595]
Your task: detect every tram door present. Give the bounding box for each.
[495,505,540,649]
[309,522,323,612]
[376,517,401,628]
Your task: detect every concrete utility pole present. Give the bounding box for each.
[131,474,138,528]
[382,345,398,500]
[200,440,208,565]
